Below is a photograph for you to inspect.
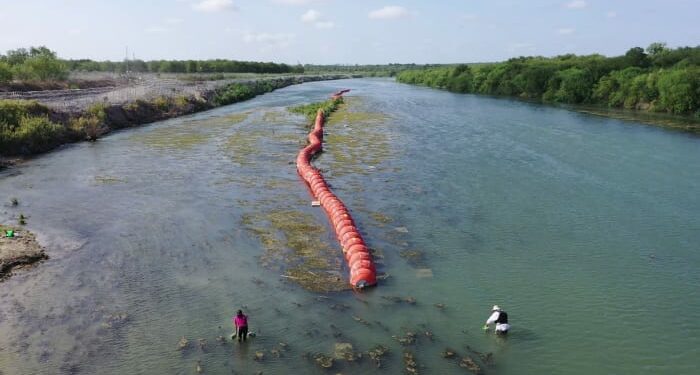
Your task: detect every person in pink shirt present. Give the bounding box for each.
[232,309,249,342]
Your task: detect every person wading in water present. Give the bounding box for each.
[232,309,249,342]
[484,305,510,335]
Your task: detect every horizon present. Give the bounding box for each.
[0,0,699,64]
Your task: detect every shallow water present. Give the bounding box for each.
[1,78,699,374]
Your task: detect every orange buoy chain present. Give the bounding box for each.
[296,90,377,289]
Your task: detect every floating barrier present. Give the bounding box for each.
[296,90,377,289]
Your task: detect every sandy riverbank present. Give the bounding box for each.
[0,226,47,280]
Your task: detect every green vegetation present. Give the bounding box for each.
[0,46,68,82]
[214,80,282,106]
[0,100,66,154]
[397,43,700,116]
[69,102,107,141]
[1,46,300,85]
[304,63,441,77]
[64,58,301,74]
[289,97,343,122]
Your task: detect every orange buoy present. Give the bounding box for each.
[295,90,377,289]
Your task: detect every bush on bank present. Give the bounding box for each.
[397,43,700,116]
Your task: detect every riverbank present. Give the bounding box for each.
[0,74,355,164]
[0,225,47,280]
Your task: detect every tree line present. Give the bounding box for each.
[0,46,302,84]
[303,63,440,77]
[64,58,302,75]
[396,43,700,115]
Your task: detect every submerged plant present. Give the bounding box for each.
[10,197,18,206]
[18,213,26,225]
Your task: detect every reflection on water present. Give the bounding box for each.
[1,79,699,374]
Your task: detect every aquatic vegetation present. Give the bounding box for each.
[10,197,18,206]
[442,348,456,359]
[135,125,209,151]
[222,128,268,165]
[261,109,292,124]
[393,331,417,346]
[403,350,420,374]
[333,342,359,361]
[459,356,482,374]
[312,352,334,369]
[367,344,389,368]
[382,295,417,305]
[93,175,126,184]
[369,211,393,225]
[316,99,394,178]
[18,213,26,225]
[241,209,347,293]
[399,249,427,267]
[289,97,343,122]
[177,336,189,351]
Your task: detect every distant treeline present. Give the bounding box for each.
[0,47,68,82]
[0,46,302,84]
[397,43,700,115]
[64,58,302,74]
[304,63,443,77]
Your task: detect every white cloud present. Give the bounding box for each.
[606,11,617,18]
[68,28,82,35]
[243,32,295,47]
[192,0,235,12]
[301,9,321,23]
[566,1,587,9]
[166,18,183,24]
[300,9,334,29]
[461,13,478,21]
[557,27,575,35]
[368,6,409,20]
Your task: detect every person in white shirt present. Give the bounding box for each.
[485,305,510,335]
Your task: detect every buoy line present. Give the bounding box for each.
[295,90,377,289]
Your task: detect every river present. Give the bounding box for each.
[1,78,699,374]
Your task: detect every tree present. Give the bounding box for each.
[0,62,12,84]
[624,47,650,68]
[646,42,669,57]
[553,67,594,103]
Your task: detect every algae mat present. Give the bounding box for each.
[223,108,348,292]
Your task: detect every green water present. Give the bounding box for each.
[0,79,699,374]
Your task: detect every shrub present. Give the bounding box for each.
[0,100,50,132]
[70,115,103,141]
[174,96,190,108]
[214,84,255,106]
[1,115,65,154]
[152,96,171,112]
[0,62,12,84]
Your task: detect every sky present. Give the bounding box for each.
[0,0,698,64]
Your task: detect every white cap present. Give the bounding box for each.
[492,305,501,311]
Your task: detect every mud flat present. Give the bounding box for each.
[0,226,47,280]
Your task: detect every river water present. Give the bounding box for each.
[1,79,699,374]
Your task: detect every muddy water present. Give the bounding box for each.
[1,79,699,374]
